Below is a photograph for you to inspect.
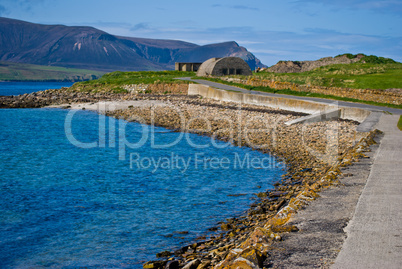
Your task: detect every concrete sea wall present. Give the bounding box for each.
[188,84,371,123]
[225,77,402,105]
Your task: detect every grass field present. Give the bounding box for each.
[398,116,402,131]
[256,62,402,90]
[71,70,195,92]
[196,56,402,109]
[0,61,104,81]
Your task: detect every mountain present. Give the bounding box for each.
[0,17,266,72]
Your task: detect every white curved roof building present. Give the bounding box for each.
[196,57,252,77]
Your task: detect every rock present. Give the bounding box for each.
[240,227,272,248]
[248,206,264,215]
[156,250,172,258]
[196,261,211,269]
[143,260,167,269]
[165,260,180,269]
[182,259,201,269]
[267,55,363,73]
[239,247,265,267]
[228,258,258,269]
[269,191,288,197]
[221,223,232,231]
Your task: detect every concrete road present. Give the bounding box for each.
[178,78,402,115]
[332,114,402,269]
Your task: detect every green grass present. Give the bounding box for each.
[199,77,402,110]
[0,61,104,81]
[195,58,402,109]
[335,53,397,64]
[398,116,402,131]
[72,70,195,92]
[257,62,402,90]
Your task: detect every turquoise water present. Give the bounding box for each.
[0,82,74,96]
[0,84,285,268]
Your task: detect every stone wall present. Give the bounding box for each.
[188,84,372,123]
[222,77,402,105]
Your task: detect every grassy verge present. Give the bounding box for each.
[199,77,402,110]
[398,116,402,131]
[0,61,104,81]
[72,70,195,93]
[258,62,402,90]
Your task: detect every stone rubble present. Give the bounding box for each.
[102,92,371,269]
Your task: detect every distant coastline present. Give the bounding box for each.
[0,79,81,82]
[0,81,75,96]
[0,61,104,82]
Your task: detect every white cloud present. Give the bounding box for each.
[15,12,400,66]
[248,49,291,55]
[211,4,259,11]
[131,23,151,31]
[236,40,264,45]
[122,24,402,65]
[231,5,259,11]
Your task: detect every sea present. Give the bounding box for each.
[0,82,75,96]
[0,82,285,268]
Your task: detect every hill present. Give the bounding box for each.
[259,54,402,90]
[266,54,397,73]
[0,17,266,72]
[0,61,104,81]
[202,54,401,108]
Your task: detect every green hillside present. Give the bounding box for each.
[258,56,402,90]
[0,61,104,81]
[199,54,402,109]
[71,70,194,93]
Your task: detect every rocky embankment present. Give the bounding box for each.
[0,86,379,268]
[267,55,364,73]
[0,88,126,108]
[222,77,402,105]
[103,94,375,268]
[0,83,188,108]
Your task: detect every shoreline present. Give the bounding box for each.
[0,88,379,268]
[0,80,82,82]
[97,95,373,268]
[267,133,382,268]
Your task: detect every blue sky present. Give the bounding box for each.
[0,0,401,66]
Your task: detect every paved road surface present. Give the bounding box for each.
[333,114,402,269]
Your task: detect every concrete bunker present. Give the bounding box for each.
[196,57,252,77]
[175,62,202,72]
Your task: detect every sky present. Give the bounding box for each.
[0,0,401,66]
